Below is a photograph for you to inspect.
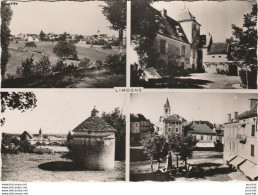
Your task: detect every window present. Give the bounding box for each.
[181,45,186,57]
[210,135,213,140]
[201,135,204,140]
[176,128,178,132]
[160,40,166,54]
[219,56,221,58]
[251,125,255,136]
[251,145,255,157]
[212,56,215,58]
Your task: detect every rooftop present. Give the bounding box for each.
[208,42,229,55]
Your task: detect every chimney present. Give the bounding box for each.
[162,9,167,18]
[228,114,231,122]
[249,98,258,109]
[234,112,238,119]
[91,106,99,117]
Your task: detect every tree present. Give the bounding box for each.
[25,41,37,49]
[102,1,126,52]
[34,54,51,76]
[168,133,198,170]
[39,30,46,41]
[53,33,78,60]
[231,4,257,88]
[131,1,161,68]
[1,92,37,126]
[16,56,35,78]
[101,107,125,161]
[1,2,13,78]
[141,133,168,172]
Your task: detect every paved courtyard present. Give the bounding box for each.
[176,73,243,89]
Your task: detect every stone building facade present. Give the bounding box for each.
[224,99,258,180]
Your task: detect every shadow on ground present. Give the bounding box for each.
[130,171,175,182]
[38,161,86,171]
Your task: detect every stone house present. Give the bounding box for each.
[150,8,192,73]
[70,107,116,170]
[224,98,258,180]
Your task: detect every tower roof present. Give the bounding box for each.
[73,107,116,132]
[164,98,170,108]
[177,10,201,26]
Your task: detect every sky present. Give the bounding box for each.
[130,92,258,125]
[152,1,254,42]
[10,1,118,36]
[2,91,126,135]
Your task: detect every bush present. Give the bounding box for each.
[79,58,91,68]
[34,55,51,76]
[96,60,103,66]
[17,57,35,77]
[52,59,66,72]
[53,38,78,60]
[105,54,126,74]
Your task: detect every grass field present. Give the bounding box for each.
[7,41,119,75]
[4,41,125,88]
[2,153,125,182]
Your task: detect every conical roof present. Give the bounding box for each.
[73,107,116,132]
[73,116,116,132]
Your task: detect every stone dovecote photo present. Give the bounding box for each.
[70,106,116,170]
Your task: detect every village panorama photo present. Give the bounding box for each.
[130,0,257,89]
[130,92,258,182]
[1,1,126,88]
[1,91,126,182]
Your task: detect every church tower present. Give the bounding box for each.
[164,98,171,117]
[39,128,42,138]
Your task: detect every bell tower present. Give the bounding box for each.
[164,98,171,117]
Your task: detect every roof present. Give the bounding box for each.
[150,7,190,44]
[143,67,162,79]
[20,131,33,139]
[177,10,201,26]
[164,114,182,122]
[130,114,149,122]
[73,116,116,132]
[190,124,216,135]
[237,102,257,120]
[208,42,229,55]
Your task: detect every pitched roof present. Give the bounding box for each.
[208,42,229,55]
[73,116,116,132]
[164,114,182,122]
[177,10,201,26]
[130,114,140,122]
[150,7,190,44]
[20,131,33,139]
[237,102,257,120]
[190,124,215,135]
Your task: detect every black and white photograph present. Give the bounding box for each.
[130,1,257,89]
[130,92,258,181]
[1,91,126,182]
[1,1,126,88]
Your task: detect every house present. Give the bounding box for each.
[70,106,116,170]
[186,121,217,149]
[27,35,39,42]
[224,98,258,181]
[130,113,153,146]
[200,35,240,75]
[148,8,192,73]
[156,98,186,139]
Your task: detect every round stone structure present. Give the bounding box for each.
[70,107,116,170]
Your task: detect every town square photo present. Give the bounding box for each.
[130,0,257,89]
[1,1,126,88]
[130,92,258,181]
[1,91,126,182]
